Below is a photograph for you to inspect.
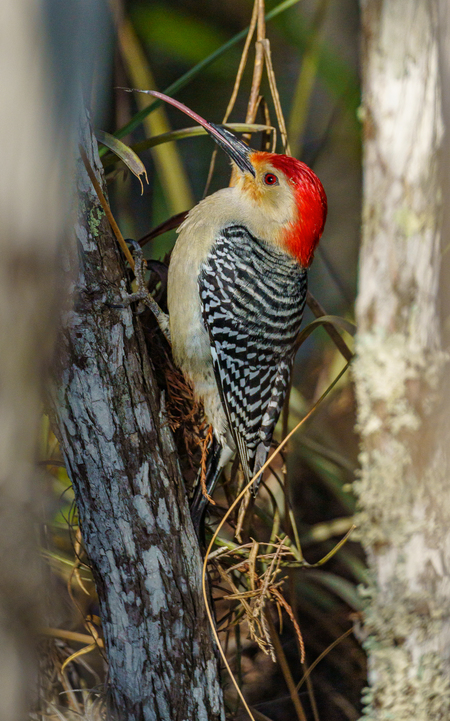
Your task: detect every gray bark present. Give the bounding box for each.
[48,111,225,720]
[355,1,450,718]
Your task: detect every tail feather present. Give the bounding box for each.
[249,440,272,496]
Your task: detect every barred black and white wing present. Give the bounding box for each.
[199,224,307,492]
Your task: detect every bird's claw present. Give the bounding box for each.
[109,239,171,342]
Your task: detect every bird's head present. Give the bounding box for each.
[147,91,327,269]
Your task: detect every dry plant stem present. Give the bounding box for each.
[261,97,277,152]
[202,360,350,721]
[264,610,307,721]
[225,0,259,123]
[245,0,266,130]
[259,39,291,154]
[79,145,135,269]
[40,628,104,647]
[204,0,259,196]
[288,576,320,721]
[200,425,216,504]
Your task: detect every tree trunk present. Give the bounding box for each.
[48,109,225,721]
[355,1,450,718]
[0,1,71,719]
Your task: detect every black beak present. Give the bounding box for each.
[207,123,255,176]
[142,90,256,177]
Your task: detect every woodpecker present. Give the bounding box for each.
[147,91,327,527]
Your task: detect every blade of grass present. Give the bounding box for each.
[118,17,194,214]
[108,0,304,144]
[245,0,266,128]
[102,123,273,170]
[295,628,353,692]
[306,290,354,361]
[259,38,290,153]
[295,315,355,353]
[265,610,307,721]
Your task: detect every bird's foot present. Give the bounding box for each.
[111,240,171,343]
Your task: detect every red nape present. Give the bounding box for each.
[269,154,327,268]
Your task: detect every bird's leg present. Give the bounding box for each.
[200,425,216,505]
[113,240,171,343]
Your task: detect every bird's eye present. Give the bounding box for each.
[264,172,279,186]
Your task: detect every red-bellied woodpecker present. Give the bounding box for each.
[147,91,327,528]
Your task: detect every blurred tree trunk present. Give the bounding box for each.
[48,108,225,721]
[355,1,450,718]
[0,2,70,720]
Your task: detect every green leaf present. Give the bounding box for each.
[96,130,148,194]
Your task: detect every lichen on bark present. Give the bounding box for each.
[355,1,450,718]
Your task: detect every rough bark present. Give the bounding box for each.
[354,1,450,718]
[48,110,224,721]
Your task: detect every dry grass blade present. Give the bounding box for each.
[295,627,354,692]
[68,527,90,597]
[295,315,355,354]
[265,611,308,721]
[259,39,291,154]
[202,359,351,720]
[313,524,356,567]
[235,488,252,542]
[245,0,266,128]
[270,587,305,663]
[200,425,216,505]
[40,628,104,647]
[61,644,97,674]
[306,290,354,361]
[204,0,259,194]
[138,210,188,247]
